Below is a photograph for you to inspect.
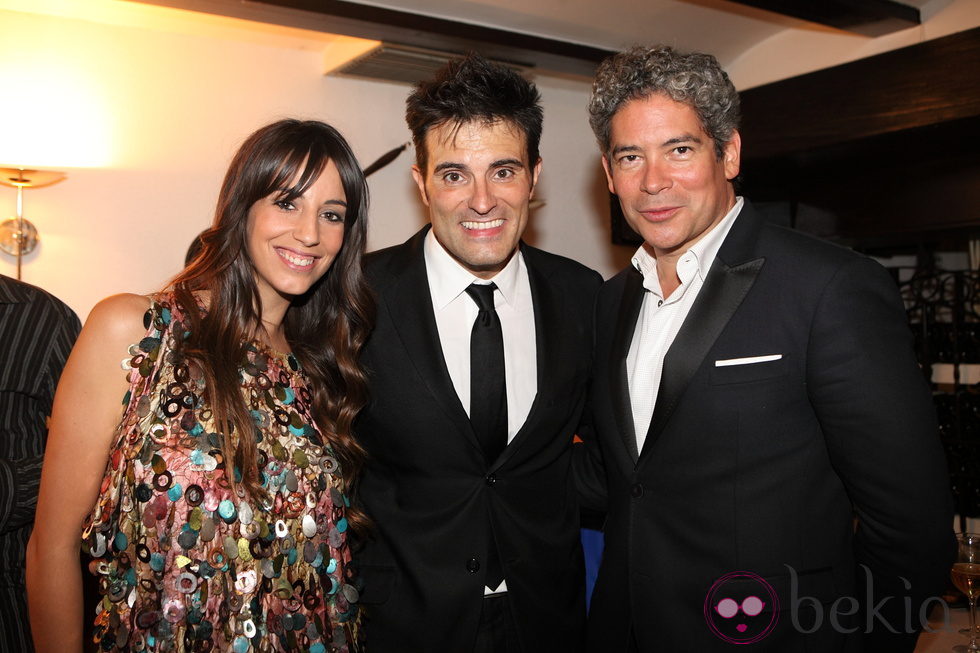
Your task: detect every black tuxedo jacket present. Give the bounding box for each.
[579,202,953,652]
[355,227,601,652]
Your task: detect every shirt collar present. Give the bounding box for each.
[0,274,23,304]
[631,196,744,287]
[423,229,523,310]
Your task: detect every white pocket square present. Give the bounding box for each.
[714,354,783,367]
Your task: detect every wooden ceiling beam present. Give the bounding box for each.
[726,0,921,36]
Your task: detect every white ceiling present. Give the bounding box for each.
[8,0,975,89]
[348,0,810,67]
[345,0,974,81]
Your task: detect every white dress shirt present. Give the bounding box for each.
[423,231,537,442]
[424,231,537,594]
[627,197,744,453]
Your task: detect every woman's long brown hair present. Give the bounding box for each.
[169,119,373,532]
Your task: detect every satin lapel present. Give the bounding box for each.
[641,256,765,454]
[490,248,553,470]
[382,234,479,452]
[610,267,644,464]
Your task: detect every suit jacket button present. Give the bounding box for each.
[630,483,644,498]
[466,558,480,573]
[485,473,497,486]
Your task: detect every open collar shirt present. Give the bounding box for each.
[627,197,744,453]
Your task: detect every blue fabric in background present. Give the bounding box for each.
[580,528,604,612]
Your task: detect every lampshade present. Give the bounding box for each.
[0,168,66,189]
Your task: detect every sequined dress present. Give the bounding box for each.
[83,294,360,652]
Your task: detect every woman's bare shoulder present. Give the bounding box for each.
[82,293,153,348]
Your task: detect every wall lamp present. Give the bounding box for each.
[0,167,65,280]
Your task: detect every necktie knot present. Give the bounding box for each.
[465,283,497,313]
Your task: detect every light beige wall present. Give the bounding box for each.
[0,7,626,320]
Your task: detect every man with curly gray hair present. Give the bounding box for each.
[588,45,739,159]
[576,45,953,652]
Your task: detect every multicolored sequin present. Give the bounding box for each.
[83,295,360,652]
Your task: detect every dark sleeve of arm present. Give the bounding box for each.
[573,394,608,517]
[42,305,82,416]
[806,257,954,649]
[0,457,44,534]
[573,269,609,516]
[0,304,82,534]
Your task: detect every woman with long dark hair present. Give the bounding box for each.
[27,119,372,652]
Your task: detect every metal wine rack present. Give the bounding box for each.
[900,269,980,526]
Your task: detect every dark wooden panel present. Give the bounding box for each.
[729,0,919,35]
[739,27,980,160]
[739,116,980,247]
[738,27,980,249]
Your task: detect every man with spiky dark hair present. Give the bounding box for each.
[354,54,600,652]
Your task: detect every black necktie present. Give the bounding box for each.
[465,283,508,464]
[465,282,507,590]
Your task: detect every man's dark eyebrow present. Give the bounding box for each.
[610,145,641,157]
[663,134,702,147]
[433,161,468,173]
[490,158,524,169]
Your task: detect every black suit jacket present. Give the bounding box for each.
[579,202,953,652]
[356,227,602,652]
